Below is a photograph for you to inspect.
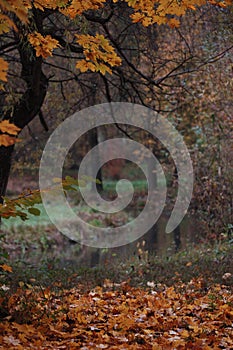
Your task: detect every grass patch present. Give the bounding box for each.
[103,179,148,193]
[1,224,232,294]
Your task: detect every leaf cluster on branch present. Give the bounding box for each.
[0,0,231,88]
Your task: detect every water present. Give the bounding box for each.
[2,205,198,269]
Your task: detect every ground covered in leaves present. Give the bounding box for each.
[0,278,232,349]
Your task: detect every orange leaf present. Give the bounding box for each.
[28,32,60,58]
[0,264,13,272]
[0,58,9,86]
[76,34,121,74]
[0,120,21,135]
[168,18,180,28]
[0,134,20,147]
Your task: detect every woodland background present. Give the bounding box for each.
[0,1,232,349]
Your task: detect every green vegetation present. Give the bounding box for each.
[1,224,232,294]
[103,179,147,195]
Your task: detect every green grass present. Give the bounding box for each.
[103,179,148,193]
[1,221,232,293]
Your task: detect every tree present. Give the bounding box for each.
[0,0,231,206]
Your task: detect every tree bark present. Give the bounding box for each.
[0,52,48,203]
[88,127,103,193]
[0,145,14,204]
[174,225,181,252]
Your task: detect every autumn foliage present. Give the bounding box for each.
[0,120,20,147]
[0,0,232,146]
[0,0,232,87]
[0,3,232,348]
[0,279,232,349]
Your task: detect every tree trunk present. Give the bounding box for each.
[0,58,48,208]
[0,145,14,203]
[88,127,103,193]
[0,65,48,196]
[144,223,158,254]
[173,225,181,252]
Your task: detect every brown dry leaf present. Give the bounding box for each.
[0,264,13,272]
[0,278,232,349]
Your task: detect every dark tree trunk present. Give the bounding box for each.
[88,127,103,193]
[0,145,14,204]
[144,222,158,254]
[90,248,100,267]
[0,60,48,199]
[174,225,181,252]
[144,139,158,250]
[0,31,48,206]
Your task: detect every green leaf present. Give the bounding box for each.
[28,207,41,216]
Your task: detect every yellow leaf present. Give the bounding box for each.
[188,4,197,10]
[28,32,60,58]
[0,0,31,29]
[0,120,21,135]
[180,329,189,338]
[168,18,180,28]
[59,0,106,18]
[76,60,96,72]
[76,34,121,74]
[0,14,17,34]
[131,12,144,23]
[0,58,9,85]
[142,16,154,27]
[0,134,20,147]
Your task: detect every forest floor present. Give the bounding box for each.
[0,227,232,349]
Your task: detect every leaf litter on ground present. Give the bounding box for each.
[0,278,232,349]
